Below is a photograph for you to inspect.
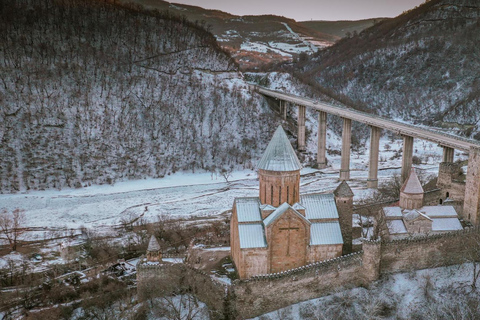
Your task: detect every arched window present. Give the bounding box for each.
[279,187,282,206]
[287,186,290,203]
[446,192,450,198]
[439,199,443,205]
[271,186,274,204]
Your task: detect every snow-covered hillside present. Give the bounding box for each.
[0,0,281,193]
[297,0,480,138]
[252,263,480,319]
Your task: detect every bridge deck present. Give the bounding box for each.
[255,86,480,152]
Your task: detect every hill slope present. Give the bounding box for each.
[298,0,480,138]
[0,0,277,192]
[122,0,338,69]
[300,18,387,38]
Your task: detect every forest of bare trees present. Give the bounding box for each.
[290,0,480,137]
[0,0,277,192]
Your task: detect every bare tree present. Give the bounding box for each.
[466,232,480,290]
[151,294,208,320]
[0,208,26,251]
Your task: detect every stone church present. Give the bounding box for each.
[382,168,463,239]
[230,126,353,279]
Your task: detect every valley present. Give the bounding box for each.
[1,0,480,318]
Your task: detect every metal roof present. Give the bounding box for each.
[420,206,458,218]
[300,193,339,220]
[432,218,463,231]
[263,202,311,227]
[310,222,343,245]
[403,209,432,221]
[401,168,424,194]
[238,224,267,249]
[236,197,262,223]
[334,181,354,198]
[147,235,161,252]
[257,126,302,172]
[383,207,403,218]
[386,220,408,234]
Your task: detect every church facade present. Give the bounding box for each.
[230,126,353,279]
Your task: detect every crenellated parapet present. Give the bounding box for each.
[238,251,364,283]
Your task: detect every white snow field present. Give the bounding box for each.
[0,131,464,243]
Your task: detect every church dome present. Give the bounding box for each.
[257,126,302,172]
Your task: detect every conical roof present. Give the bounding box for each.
[334,181,354,198]
[147,235,161,252]
[257,126,302,172]
[400,168,424,194]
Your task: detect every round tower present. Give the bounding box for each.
[146,235,162,262]
[257,126,302,207]
[399,168,424,210]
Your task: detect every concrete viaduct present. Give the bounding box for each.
[254,85,480,225]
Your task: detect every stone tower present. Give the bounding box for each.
[334,181,354,254]
[146,235,162,262]
[464,146,480,225]
[399,168,424,210]
[257,126,302,207]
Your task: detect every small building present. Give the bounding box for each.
[230,126,353,279]
[383,168,463,239]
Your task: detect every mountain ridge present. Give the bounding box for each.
[295,0,480,138]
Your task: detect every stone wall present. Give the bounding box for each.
[336,196,353,254]
[378,227,479,273]
[239,247,268,279]
[464,147,480,224]
[259,169,300,206]
[423,189,441,206]
[138,228,480,319]
[232,252,366,318]
[137,261,228,319]
[437,162,466,216]
[266,210,310,273]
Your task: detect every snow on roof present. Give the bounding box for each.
[334,181,354,198]
[236,197,262,223]
[260,204,276,211]
[300,193,339,220]
[310,222,343,245]
[384,207,403,218]
[432,218,463,231]
[400,168,424,194]
[292,202,306,211]
[420,206,458,218]
[403,209,432,222]
[257,125,302,172]
[238,224,267,249]
[387,220,408,234]
[147,235,161,252]
[263,202,310,227]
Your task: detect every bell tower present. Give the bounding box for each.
[257,126,302,207]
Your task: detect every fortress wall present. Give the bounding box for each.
[232,252,366,318]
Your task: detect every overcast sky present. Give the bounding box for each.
[169,0,426,21]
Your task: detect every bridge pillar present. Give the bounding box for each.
[297,105,306,151]
[401,135,414,183]
[340,118,351,181]
[442,146,454,163]
[367,126,381,188]
[317,111,327,169]
[279,100,287,120]
[464,147,480,225]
